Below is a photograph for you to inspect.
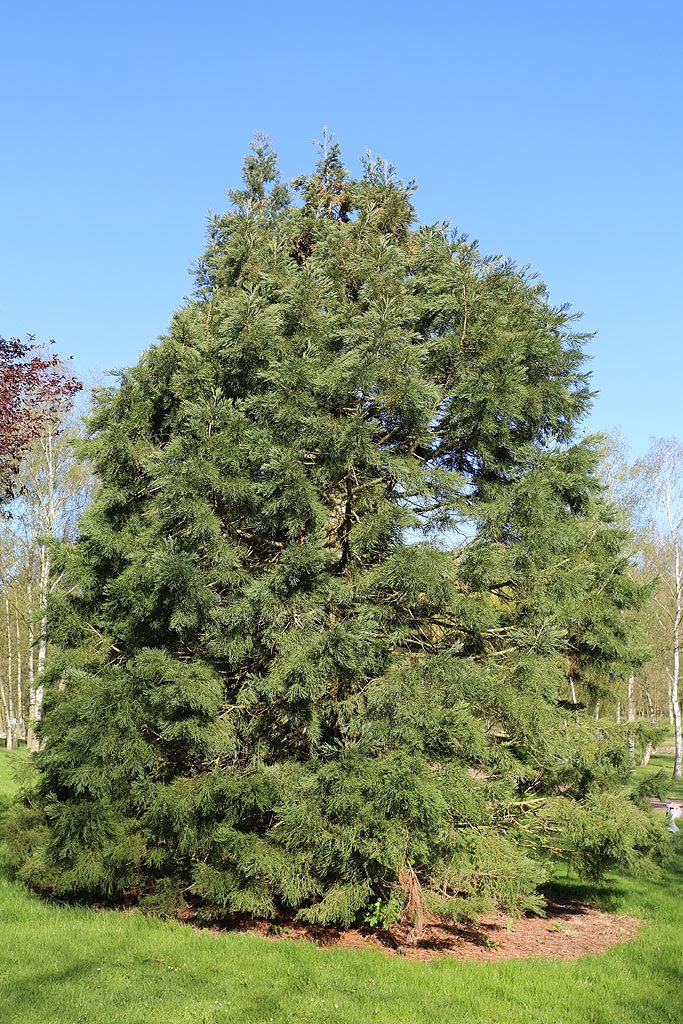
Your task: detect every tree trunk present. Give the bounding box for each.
[38,543,49,669]
[627,674,636,766]
[672,680,682,780]
[672,538,682,779]
[15,602,24,742]
[25,552,49,753]
[26,580,39,753]
[641,689,656,767]
[26,551,49,753]
[4,598,17,749]
[569,675,579,726]
[0,669,12,750]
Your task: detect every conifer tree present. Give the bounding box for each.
[7,136,665,929]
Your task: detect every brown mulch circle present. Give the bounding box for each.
[191,900,642,962]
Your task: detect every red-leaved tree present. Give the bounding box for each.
[0,336,82,506]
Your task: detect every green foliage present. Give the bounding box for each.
[3,724,683,1023]
[5,135,667,927]
[364,893,404,929]
[554,790,668,881]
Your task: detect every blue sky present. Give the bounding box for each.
[2,0,680,458]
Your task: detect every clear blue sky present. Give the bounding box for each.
[2,0,680,458]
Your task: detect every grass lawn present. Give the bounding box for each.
[637,730,683,805]
[1,746,682,1024]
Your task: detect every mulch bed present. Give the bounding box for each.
[191,900,642,962]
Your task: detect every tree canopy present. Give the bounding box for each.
[6,136,665,931]
[0,336,81,506]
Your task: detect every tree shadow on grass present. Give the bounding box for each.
[540,876,628,914]
[0,961,96,1015]
[595,963,683,1024]
[542,838,683,915]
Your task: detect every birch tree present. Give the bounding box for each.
[0,532,24,747]
[0,338,81,749]
[635,438,683,779]
[7,413,94,750]
[598,433,646,740]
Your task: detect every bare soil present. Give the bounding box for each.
[194,900,642,962]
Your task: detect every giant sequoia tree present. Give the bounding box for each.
[8,137,664,928]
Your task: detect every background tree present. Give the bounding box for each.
[595,433,660,762]
[0,531,25,748]
[6,138,665,930]
[0,337,81,506]
[631,439,683,779]
[6,410,95,750]
[0,339,82,749]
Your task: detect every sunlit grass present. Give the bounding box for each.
[1,743,682,1023]
[637,728,683,803]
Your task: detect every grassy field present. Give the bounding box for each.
[637,735,683,804]
[1,746,682,1024]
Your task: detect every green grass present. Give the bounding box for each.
[1,748,682,1023]
[637,730,683,804]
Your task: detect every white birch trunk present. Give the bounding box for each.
[4,598,16,749]
[15,603,23,740]
[641,689,656,767]
[38,542,49,677]
[627,674,636,766]
[26,544,50,753]
[672,536,682,778]
[26,581,39,753]
[0,669,12,750]
[672,634,682,778]
[569,676,579,726]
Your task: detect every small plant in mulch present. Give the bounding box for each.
[550,921,576,935]
[364,896,403,931]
